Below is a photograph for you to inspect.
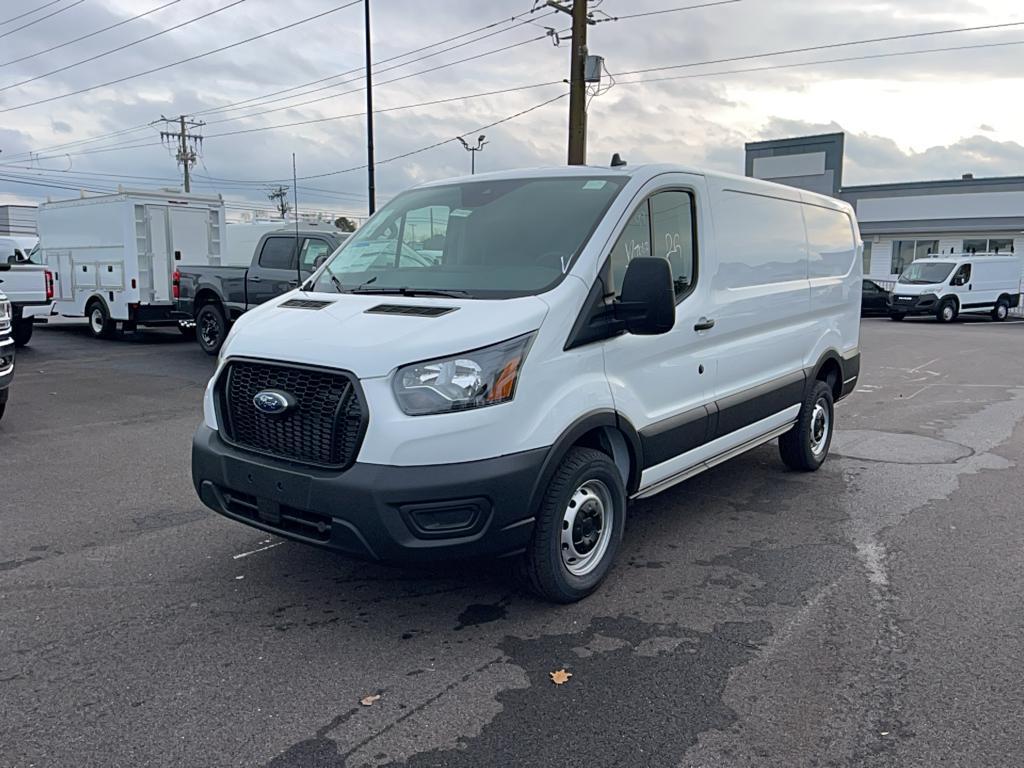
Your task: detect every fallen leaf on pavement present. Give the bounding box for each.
[360,694,382,706]
[549,669,572,685]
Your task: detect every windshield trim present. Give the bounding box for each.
[313,176,628,300]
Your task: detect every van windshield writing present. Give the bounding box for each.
[312,177,626,299]
[898,262,955,284]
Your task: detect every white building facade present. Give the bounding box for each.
[745,133,1024,287]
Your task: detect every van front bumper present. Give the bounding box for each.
[192,424,544,563]
[0,337,14,394]
[888,293,938,315]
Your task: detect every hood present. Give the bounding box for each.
[222,290,550,378]
[892,282,944,296]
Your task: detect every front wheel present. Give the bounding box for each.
[12,318,33,347]
[196,304,227,356]
[521,447,627,603]
[992,299,1009,321]
[936,299,958,323]
[779,381,834,472]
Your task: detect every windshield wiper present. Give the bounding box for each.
[329,274,345,293]
[349,286,473,298]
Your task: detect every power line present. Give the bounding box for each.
[203,33,560,126]
[0,0,247,93]
[0,7,556,159]
[0,0,64,26]
[198,12,558,121]
[613,37,1024,86]
[0,0,184,69]
[0,0,84,41]
[0,0,363,113]
[595,0,741,22]
[613,19,1024,78]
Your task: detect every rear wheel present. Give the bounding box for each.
[521,447,627,603]
[936,299,958,323]
[779,381,834,472]
[86,300,117,339]
[196,303,227,356]
[991,299,1009,321]
[12,318,33,347]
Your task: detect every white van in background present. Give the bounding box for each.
[39,189,226,338]
[888,254,1021,322]
[192,164,862,602]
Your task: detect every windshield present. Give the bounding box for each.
[312,176,627,298]
[898,261,955,284]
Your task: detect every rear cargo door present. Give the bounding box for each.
[146,206,172,302]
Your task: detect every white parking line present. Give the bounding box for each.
[232,541,284,560]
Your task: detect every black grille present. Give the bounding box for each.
[218,360,365,468]
[365,304,456,317]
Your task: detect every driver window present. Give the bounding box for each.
[298,238,331,273]
[608,190,696,299]
[952,264,971,285]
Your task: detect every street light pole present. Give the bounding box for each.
[456,135,487,175]
[364,0,376,214]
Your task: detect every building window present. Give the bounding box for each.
[891,239,939,274]
[862,241,872,274]
[963,237,1016,255]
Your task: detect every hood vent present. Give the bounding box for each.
[280,298,335,310]
[365,304,457,318]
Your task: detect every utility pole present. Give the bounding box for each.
[456,135,487,175]
[268,186,290,219]
[364,0,376,214]
[548,0,594,165]
[156,114,204,192]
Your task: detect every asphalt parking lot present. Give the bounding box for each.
[2,315,1023,767]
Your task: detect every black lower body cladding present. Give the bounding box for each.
[192,425,545,563]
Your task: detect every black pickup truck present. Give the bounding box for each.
[174,227,348,354]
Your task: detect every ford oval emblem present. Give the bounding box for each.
[253,389,295,416]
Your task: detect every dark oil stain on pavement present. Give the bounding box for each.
[264,616,770,768]
[380,616,771,768]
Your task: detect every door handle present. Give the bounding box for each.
[694,318,715,331]
[249,275,262,282]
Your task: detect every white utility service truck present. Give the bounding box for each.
[39,189,226,338]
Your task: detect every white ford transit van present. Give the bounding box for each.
[888,254,1021,322]
[192,165,862,602]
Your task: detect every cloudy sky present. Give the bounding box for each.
[0,0,1021,218]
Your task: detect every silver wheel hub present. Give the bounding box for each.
[90,308,103,333]
[998,305,1007,318]
[943,306,954,321]
[810,400,830,456]
[560,479,614,577]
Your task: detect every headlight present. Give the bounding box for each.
[393,333,534,416]
[0,300,10,333]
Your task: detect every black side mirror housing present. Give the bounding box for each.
[617,257,675,335]
[313,253,328,269]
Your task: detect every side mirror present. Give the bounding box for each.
[313,253,328,269]
[617,257,675,335]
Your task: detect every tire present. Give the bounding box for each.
[779,381,834,472]
[12,318,33,347]
[178,322,197,340]
[521,447,627,603]
[991,299,1009,322]
[0,401,5,422]
[196,303,227,356]
[86,300,117,339]
[888,312,905,321]
[936,298,958,323]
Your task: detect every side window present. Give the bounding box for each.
[258,237,295,270]
[650,191,695,296]
[952,263,971,285]
[608,190,696,299]
[806,205,856,278]
[298,238,332,273]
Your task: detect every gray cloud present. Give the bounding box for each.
[0,0,1021,211]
